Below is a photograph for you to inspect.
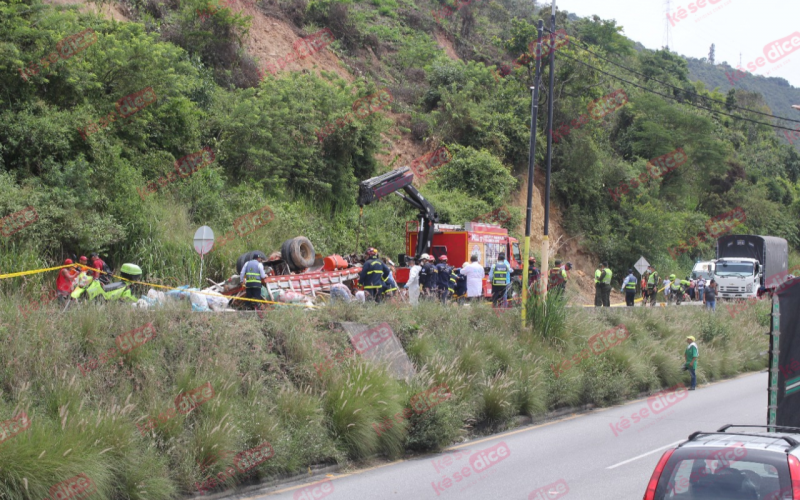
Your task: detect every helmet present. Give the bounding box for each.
[669,274,676,280]
[366,247,378,257]
[420,253,431,261]
[64,259,73,265]
[566,262,573,269]
[439,255,448,262]
[529,256,536,262]
[79,256,88,263]
[555,260,562,266]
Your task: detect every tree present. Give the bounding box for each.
[708,43,715,65]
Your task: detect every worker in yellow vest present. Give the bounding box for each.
[594,262,612,307]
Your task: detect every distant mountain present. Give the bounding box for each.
[687,58,800,147]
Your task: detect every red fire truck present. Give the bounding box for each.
[358,167,523,298]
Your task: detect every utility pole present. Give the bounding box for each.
[663,0,672,50]
[541,0,556,299]
[521,20,545,328]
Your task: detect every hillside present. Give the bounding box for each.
[686,57,800,148]
[1,0,800,298]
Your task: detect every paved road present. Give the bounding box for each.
[232,372,767,500]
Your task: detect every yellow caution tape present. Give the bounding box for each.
[0,264,315,308]
[0,264,74,279]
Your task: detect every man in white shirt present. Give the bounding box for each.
[404,256,422,306]
[460,255,485,301]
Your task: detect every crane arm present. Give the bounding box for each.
[358,167,439,259]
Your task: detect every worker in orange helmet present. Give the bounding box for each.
[359,247,390,303]
[56,258,80,304]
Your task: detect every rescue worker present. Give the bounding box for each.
[56,259,80,304]
[240,254,268,310]
[419,253,438,300]
[447,265,465,304]
[620,268,637,307]
[666,274,677,304]
[645,265,659,306]
[436,255,453,303]
[359,247,391,303]
[75,256,94,289]
[594,262,612,307]
[548,260,568,294]
[528,257,541,294]
[382,257,399,298]
[90,253,111,285]
[675,276,692,305]
[489,252,511,307]
[403,256,422,306]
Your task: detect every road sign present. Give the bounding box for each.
[193,226,214,256]
[634,256,649,275]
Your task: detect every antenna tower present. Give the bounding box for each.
[663,0,672,50]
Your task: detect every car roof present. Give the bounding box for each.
[679,432,800,455]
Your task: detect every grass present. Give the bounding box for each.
[0,294,769,499]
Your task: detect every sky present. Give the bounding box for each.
[554,0,800,88]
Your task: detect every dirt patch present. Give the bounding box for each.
[240,8,354,82]
[511,167,622,305]
[44,0,130,21]
[434,30,460,61]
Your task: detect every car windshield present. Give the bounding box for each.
[693,270,713,280]
[654,447,791,500]
[512,243,521,264]
[715,263,754,276]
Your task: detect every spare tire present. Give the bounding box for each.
[289,236,315,269]
[280,239,299,272]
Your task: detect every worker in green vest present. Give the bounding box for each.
[594,265,604,307]
[684,336,699,390]
[594,262,612,307]
[644,265,659,307]
[600,262,612,307]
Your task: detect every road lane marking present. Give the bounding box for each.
[606,440,684,470]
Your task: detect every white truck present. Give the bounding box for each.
[715,235,788,300]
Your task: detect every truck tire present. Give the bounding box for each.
[289,236,315,269]
[280,239,298,272]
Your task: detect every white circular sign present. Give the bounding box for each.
[193,226,215,256]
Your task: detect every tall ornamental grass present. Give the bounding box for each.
[0,293,768,498]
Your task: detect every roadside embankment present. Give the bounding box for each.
[0,296,768,499]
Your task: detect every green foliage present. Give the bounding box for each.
[429,145,517,206]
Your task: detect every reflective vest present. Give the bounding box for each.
[647,271,658,290]
[602,268,612,285]
[244,260,263,288]
[594,269,602,284]
[492,263,509,286]
[361,258,387,290]
[624,275,637,291]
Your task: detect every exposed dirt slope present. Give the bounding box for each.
[43,0,130,21]
[239,4,354,82]
[512,168,623,305]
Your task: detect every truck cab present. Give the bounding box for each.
[396,221,522,297]
[714,258,761,299]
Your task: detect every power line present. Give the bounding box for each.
[539,26,800,127]
[551,50,800,133]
